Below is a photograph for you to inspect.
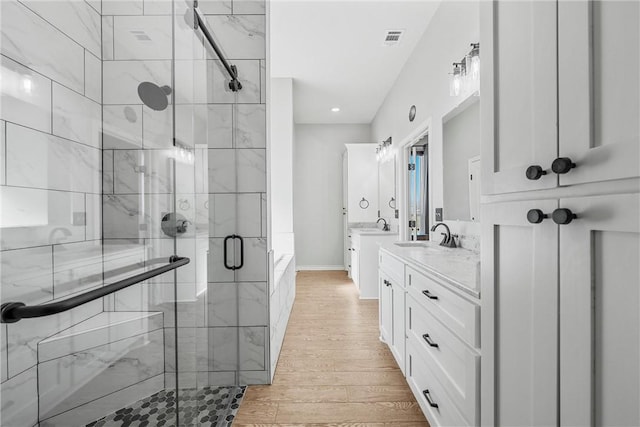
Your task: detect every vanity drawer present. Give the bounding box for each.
[406,266,479,348]
[407,339,469,427]
[379,250,405,286]
[407,294,479,425]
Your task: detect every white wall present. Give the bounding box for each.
[371,1,480,249]
[269,78,295,255]
[294,124,371,268]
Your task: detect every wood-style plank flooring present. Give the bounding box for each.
[234,270,429,426]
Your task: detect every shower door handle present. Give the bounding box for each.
[223,235,244,270]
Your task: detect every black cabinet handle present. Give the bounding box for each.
[552,157,576,174]
[527,209,548,224]
[422,333,439,348]
[422,290,438,300]
[422,389,439,408]
[552,208,577,225]
[236,235,244,269]
[526,165,547,180]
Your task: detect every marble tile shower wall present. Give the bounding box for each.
[100,0,269,390]
[0,0,104,425]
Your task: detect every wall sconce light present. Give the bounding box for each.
[377,137,393,162]
[449,42,480,97]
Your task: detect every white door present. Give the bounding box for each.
[559,192,640,426]
[481,199,558,426]
[379,274,392,343]
[558,1,640,185]
[391,283,405,373]
[480,1,558,195]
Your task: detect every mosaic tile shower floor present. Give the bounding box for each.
[86,386,246,427]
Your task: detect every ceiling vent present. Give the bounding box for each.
[383,30,404,46]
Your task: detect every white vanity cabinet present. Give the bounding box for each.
[352,231,398,299]
[379,245,481,426]
[481,1,640,425]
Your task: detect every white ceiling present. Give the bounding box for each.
[270,0,440,124]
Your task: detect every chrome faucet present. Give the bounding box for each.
[430,223,458,248]
[377,217,390,232]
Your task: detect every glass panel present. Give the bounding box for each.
[1,0,179,425]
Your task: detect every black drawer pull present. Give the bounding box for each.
[422,333,439,348]
[422,290,438,300]
[422,389,439,408]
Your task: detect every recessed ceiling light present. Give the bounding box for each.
[331,107,340,112]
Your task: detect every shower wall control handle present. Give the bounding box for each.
[223,235,244,270]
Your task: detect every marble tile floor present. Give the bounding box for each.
[86,386,246,427]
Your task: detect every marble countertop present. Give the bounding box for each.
[349,228,397,236]
[380,241,480,298]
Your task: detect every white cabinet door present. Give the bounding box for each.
[480,1,558,195]
[379,273,393,344]
[351,248,359,289]
[558,1,640,186]
[391,282,405,373]
[481,199,558,426]
[346,144,378,222]
[559,193,640,426]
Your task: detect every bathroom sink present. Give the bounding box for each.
[394,242,430,248]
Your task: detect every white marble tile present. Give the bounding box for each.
[102,239,146,283]
[164,371,196,389]
[142,106,173,148]
[6,123,101,193]
[239,326,265,370]
[102,16,115,60]
[237,148,266,192]
[52,83,102,149]
[207,238,235,283]
[103,60,171,105]
[261,193,267,237]
[198,0,231,14]
[207,281,267,327]
[204,15,265,60]
[102,0,143,15]
[39,311,164,362]
[233,0,265,14]
[85,51,102,103]
[260,59,266,103]
[175,104,233,148]
[195,193,209,233]
[102,193,173,239]
[200,371,237,387]
[195,148,208,193]
[238,282,268,326]
[0,120,5,186]
[6,299,101,378]
[86,193,102,241]
[236,104,266,148]
[0,187,86,250]
[1,245,54,306]
[207,282,236,327]
[0,366,38,427]
[210,59,261,103]
[40,374,164,427]
[164,327,196,372]
[143,237,197,283]
[114,15,172,60]
[1,0,84,93]
[103,105,144,149]
[20,0,101,58]
[0,325,6,382]
[210,193,262,237]
[113,150,174,194]
[207,149,236,193]
[86,0,101,14]
[53,240,103,299]
[0,55,52,133]
[236,237,267,282]
[103,150,114,194]
[209,327,238,371]
[38,329,164,420]
[143,0,173,15]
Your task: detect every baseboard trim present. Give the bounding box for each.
[296,265,346,271]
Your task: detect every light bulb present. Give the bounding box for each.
[471,55,480,81]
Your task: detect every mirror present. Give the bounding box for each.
[443,98,480,222]
[378,156,396,221]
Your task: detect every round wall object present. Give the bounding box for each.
[409,105,417,122]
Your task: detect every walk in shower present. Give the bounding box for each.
[0,0,269,425]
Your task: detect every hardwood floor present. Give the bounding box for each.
[234,270,429,426]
